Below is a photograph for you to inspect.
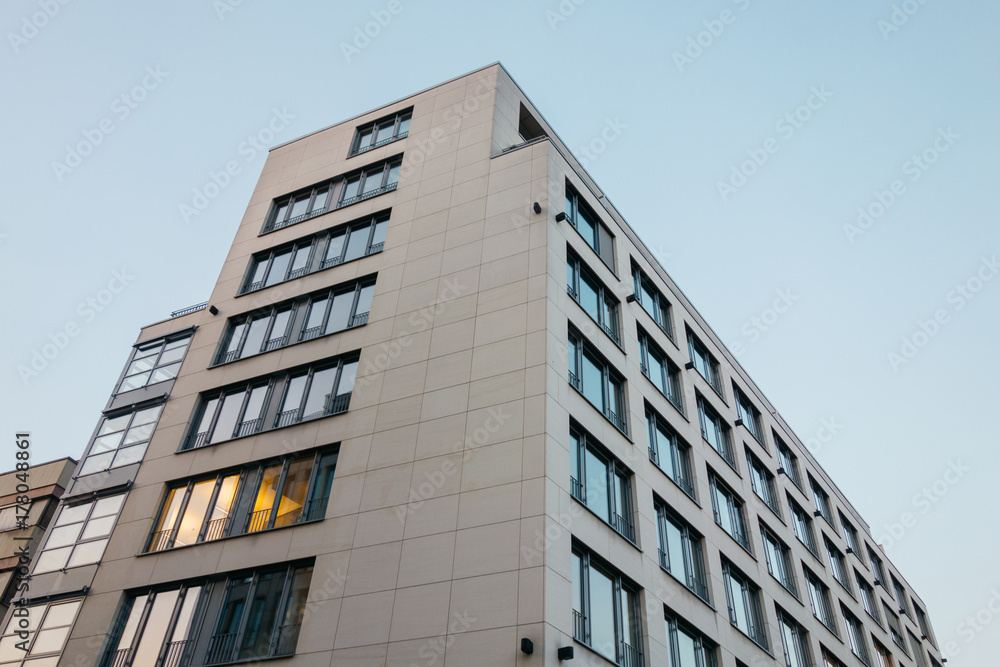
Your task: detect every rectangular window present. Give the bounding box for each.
[218,277,374,365]
[570,424,635,543]
[867,545,888,589]
[646,405,694,498]
[746,449,780,516]
[891,575,911,619]
[883,602,907,652]
[839,511,863,558]
[822,648,848,667]
[874,639,896,667]
[565,182,615,272]
[722,559,768,648]
[665,609,718,667]
[908,632,927,667]
[761,521,797,596]
[697,395,735,468]
[116,333,192,393]
[0,505,23,532]
[33,493,125,573]
[147,448,336,552]
[639,328,683,412]
[804,566,838,636]
[186,354,359,449]
[656,500,709,602]
[572,544,643,666]
[709,472,750,551]
[77,404,163,476]
[824,536,852,593]
[809,475,834,525]
[0,598,82,665]
[843,604,872,665]
[774,433,802,488]
[104,563,312,666]
[776,605,813,667]
[568,327,628,435]
[567,248,621,344]
[242,213,388,294]
[263,157,400,234]
[350,108,411,156]
[856,570,883,626]
[687,330,722,396]
[789,495,818,555]
[631,261,673,340]
[734,385,764,444]
[914,602,936,647]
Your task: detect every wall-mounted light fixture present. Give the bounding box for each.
[208,305,219,315]
[555,212,566,222]
[533,202,542,214]
[520,638,534,654]
[557,646,574,660]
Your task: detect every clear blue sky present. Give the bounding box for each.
[1,1,996,663]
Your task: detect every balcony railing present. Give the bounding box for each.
[162,639,192,667]
[573,610,589,645]
[568,370,580,390]
[247,508,271,533]
[302,495,329,523]
[300,325,323,342]
[273,623,301,656]
[203,516,230,542]
[611,511,635,543]
[149,528,175,552]
[170,302,208,318]
[606,409,627,434]
[350,130,408,157]
[570,477,585,504]
[204,633,238,665]
[190,431,209,450]
[349,311,369,327]
[109,647,131,667]
[619,640,644,667]
[263,335,288,352]
[275,409,301,429]
[235,417,264,438]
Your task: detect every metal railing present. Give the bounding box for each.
[350,130,408,157]
[567,284,579,300]
[275,409,301,428]
[602,321,620,344]
[162,639,192,667]
[320,255,343,270]
[367,241,384,254]
[338,181,397,209]
[235,417,263,438]
[273,623,301,656]
[203,516,230,542]
[263,335,288,352]
[247,508,271,533]
[612,511,635,543]
[300,325,323,342]
[109,647,131,667]
[619,640,644,667]
[149,528,175,552]
[349,311,369,327]
[568,370,580,390]
[170,302,208,318]
[190,431,209,450]
[573,610,589,645]
[287,266,308,280]
[204,633,237,665]
[570,477,585,504]
[301,496,329,523]
[606,409,627,434]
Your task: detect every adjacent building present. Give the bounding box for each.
[0,63,943,667]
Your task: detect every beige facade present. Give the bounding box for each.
[2,64,941,667]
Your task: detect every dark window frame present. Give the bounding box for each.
[687,329,723,397]
[776,605,814,667]
[733,384,765,446]
[565,181,616,273]
[115,332,193,394]
[709,471,751,552]
[572,543,644,667]
[349,107,412,157]
[568,326,629,435]
[665,607,719,667]
[803,564,839,637]
[569,422,636,544]
[722,558,769,649]
[789,494,819,556]
[655,499,710,602]
[639,327,684,414]
[697,394,736,469]
[646,404,695,499]
[761,520,798,597]
[746,447,781,517]
[843,603,873,665]
[630,260,674,341]
[567,247,622,345]
[774,432,803,489]
[824,535,853,595]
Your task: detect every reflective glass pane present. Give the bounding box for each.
[289,196,309,219]
[171,586,203,643]
[304,297,329,332]
[134,343,162,359]
[397,116,411,135]
[265,251,292,287]
[270,310,291,344]
[206,475,240,539]
[241,316,270,358]
[273,203,289,223]
[375,122,394,143]
[126,357,156,376]
[311,189,329,212]
[80,514,116,540]
[78,452,114,476]
[581,353,604,410]
[647,347,664,392]
[655,423,675,479]
[280,375,307,415]
[238,571,283,659]
[344,226,369,261]
[116,595,148,650]
[675,627,698,667]
[153,488,185,545]
[302,368,337,419]
[55,504,90,527]
[132,406,162,427]
[337,361,358,395]
[290,245,310,273]
[45,524,82,549]
[175,480,214,546]
[728,573,748,633]
[99,415,130,436]
[357,128,373,150]
[211,391,246,444]
[226,323,246,356]
[66,538,108,567]
[584,449,609,522]
[34,547,71,573]
[28,628,68,655]
[386,163,400,185]
[198,398,220,433]
[119,372,151,391]
[158,345,186,365]
[111,443,147,468]
[92,432,124,452]
[132,589,179,666]
[250,465,283,532]
[244,385,268,421]
[274,458,312,527]
[588,566,616,661]
[326,291,355,334]
[325,232,346,263]
[282,567,313,628]
[342,177,360,201]
[371,220,388,248]
[149,363,181,384]
[664,518,685,579]
[355,284,375,317]
[579,274,599,321]
[123,422,154,446]
[216,577,252,636]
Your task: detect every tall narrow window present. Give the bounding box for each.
[804,566,838,636]
[572,545,643,666]
[843,604,872,665]
[839,511,863,558]
[824,536,852,593]
[117,333,192,393]
[914,602,936,648]
[570,424,634,543]
[0,599,82,664]
[568,328,628,434]
[809,475,834,525]
[722,559,768,648]
[733,385,764,444]
[687,330,722,395]
[873,639,896,667]
[883,602,907,652]
[78,405,163,476]
[709,473,750,551]
[33,493,125,573]
[646,406,694,498]
[891,575,911,618]
[339,158,401,208]
[656,500,709,602]
[565,182,616,272]
[567,249,621,344]
[867,545,888,588]
[746,449,780,516]
[907,632,928,667]
[664,609,718,667]
[350,108,411,156]
[856,571,882,626]
[631,261,673,339]
[761,521,797,596]
[698,395,735,468]
[105,585,203,667]
[789,495,818,555]
[776,606,813,667]
[774,433,802,488]
[639,328,682,411]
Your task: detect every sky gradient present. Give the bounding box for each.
[1,1,997,663]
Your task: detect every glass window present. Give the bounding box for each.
[777,606,813,667]
[891,575,911,618]
[566,250,621,344]
[790,496,818,554]
[657,502,709,601]
[825,536,852,593]
[840,512,863,557]
[698,396,734,467]
[709,474,750,551]
[565,182,615,273]
[884,602,907,652]
[746,449,780,515]
[665,610,717,667]
[810,475,834,524]
[570,425,634,542]
[34,495,125,574]
[914,603,936,647]
[804,566,838,635]
[572,545,643,666]
[631,261,673,339]
[639,329,682,411]
[568,328,628,435]
[874,639,896,667]
[762,522,797,595]
[857,571,882,625]
[646,407,694,497]
[687,330,722,395]
[78,405,162,476]
[723,560,768,648]
[734,386,764,443]
[0,599,81,663]
[350,109,412,156]
[117,334,192,393]
[774,434,802,487]
[843,604,872,664]
[867,545,888,588]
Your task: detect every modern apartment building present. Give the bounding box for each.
[1,63,943,667]
[0,458,75,621]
